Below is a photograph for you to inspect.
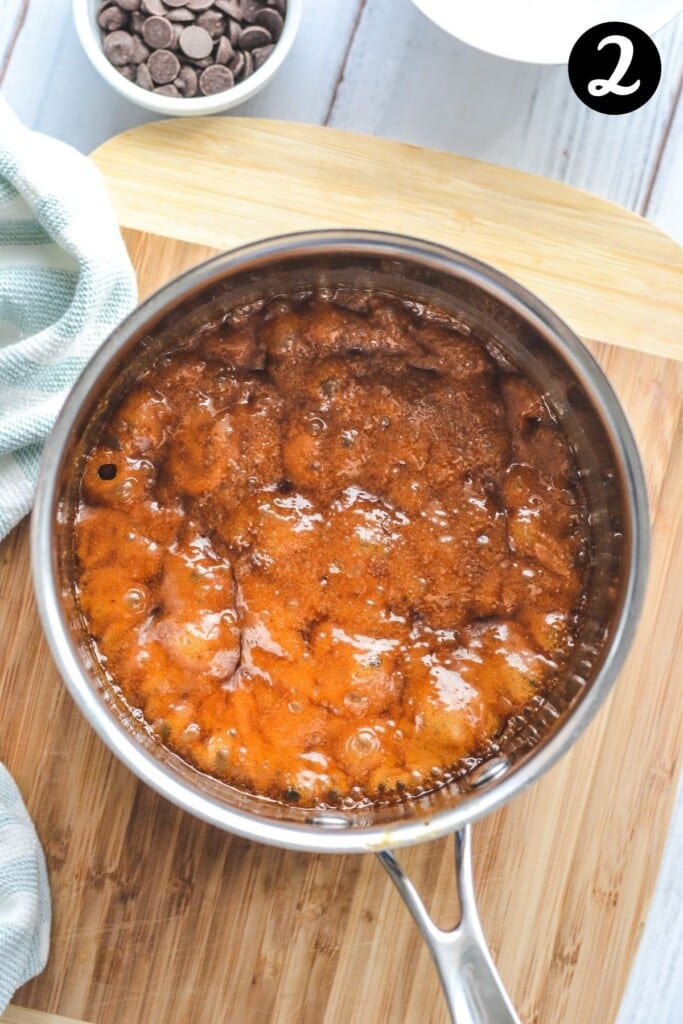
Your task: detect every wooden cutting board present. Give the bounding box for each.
[1,119,681,1024]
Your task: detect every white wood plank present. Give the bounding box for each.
[329,0,683,218]
[1,0,158,149]
[644,87,683,245]
[0,0,27,75]
[0,0,361,151]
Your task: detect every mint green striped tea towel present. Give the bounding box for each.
[0,95,137,542]
[0,764,51,1012]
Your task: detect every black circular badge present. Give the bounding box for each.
[568,22,661,115]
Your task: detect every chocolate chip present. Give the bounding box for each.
[199,63,234,93]
[148,47,180,82]
[191,54,214,68]
[214,0,242,17]
[175,64,199,95]
[168,22,183,48]
[103,30,135,64]
[163,0,191,6]
[267,0,285,13]
[130,35,151,61]
[141,0,167,13]
[240,48,253,79]
[135,61,155,89]
[227,17,241,46]
[116,0,142,9]
[241,0,266,24]
[141,14,173,48]
[118,63,136,79]
[154,83,182,95]
[167,7,196,21]
[179,24,213,58]
[130,10,146,33]
[187,0,214,8]
[215,35,234,63]
[255,7,282,40]
[196,10,225,37]
[228,49,245,77]
[239,25,271,49]
[98,6,128,31]
[252,43,273,68]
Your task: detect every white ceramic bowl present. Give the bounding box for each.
[409,0,682,64]
[74,0,303,115]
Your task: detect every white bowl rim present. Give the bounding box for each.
[408,0,683,65]
[73,0,303,115]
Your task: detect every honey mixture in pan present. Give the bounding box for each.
[73,291,590,807]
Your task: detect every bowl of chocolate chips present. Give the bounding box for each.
[74,0,302,114]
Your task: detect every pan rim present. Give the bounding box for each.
[30,228,650,853]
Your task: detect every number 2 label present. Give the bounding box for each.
[588,35,640,97]
[568,22,662,115]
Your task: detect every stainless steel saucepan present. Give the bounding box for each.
[31,231,649,1023]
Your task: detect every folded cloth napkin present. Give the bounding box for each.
[0,764,51,1012]
[0,95,137,541]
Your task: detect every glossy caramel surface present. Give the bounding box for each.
[73,292,589,808]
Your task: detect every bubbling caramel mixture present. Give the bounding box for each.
[73,291,589,808]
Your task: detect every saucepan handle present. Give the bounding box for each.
[377,826,521,1024]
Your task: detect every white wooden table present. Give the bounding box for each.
[1,2,681,1022]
